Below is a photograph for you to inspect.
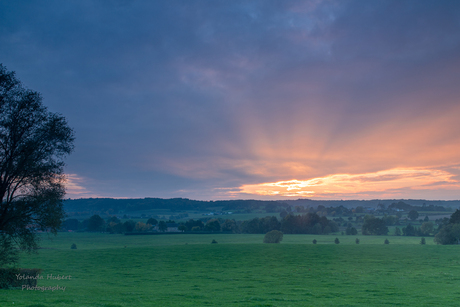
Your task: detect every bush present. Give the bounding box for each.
[211,239,218,244]
[263,230,283,243]
[312,239,317,244]
[384,239,390,244]
[0,268,42,289]
[71,243,77,249]
[334,238,340,244]
[420,237,426,245]
[355,238,360,244]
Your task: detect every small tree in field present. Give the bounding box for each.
[312,239,317,244]
[355,238,360,244]
[334,238,340,244]
[420,237,426,245]
[384,238,390,244]
[263,230,283,243]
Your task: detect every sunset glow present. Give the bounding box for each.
[3,1,460,200]
[238,167,460,199]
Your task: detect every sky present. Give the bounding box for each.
[1,0,460,200]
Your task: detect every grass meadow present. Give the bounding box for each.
[2,232,460,306]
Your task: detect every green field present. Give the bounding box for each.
[2,233,459,306]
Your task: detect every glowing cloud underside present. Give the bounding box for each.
[238,168,459,198]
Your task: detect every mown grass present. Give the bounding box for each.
[1,233,458,306]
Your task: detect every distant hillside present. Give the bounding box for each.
[63,197,460,216]
[281,199,460,209]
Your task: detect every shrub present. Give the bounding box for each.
[420,237,426,245]
[355,238,360,244]
[334,238,340,244]
[312,239,317,244]
[263,230,283,243]
[71,243,77,249]
[211,239,218,244]
[384,239,390,244]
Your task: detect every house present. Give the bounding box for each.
[166,223,180,232]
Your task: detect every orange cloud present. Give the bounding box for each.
[64,174,101,199]
[237,167,460,199]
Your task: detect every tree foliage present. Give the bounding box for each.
[0,64,74,266]
[407,210,419,221]
[346,226,358,235]
[87,215,105,232]
[263,230,283,243]
[434,210,460,244]
[361,216,389,235]
[420,222,434,236]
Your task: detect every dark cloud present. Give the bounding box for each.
[1,1,460,199]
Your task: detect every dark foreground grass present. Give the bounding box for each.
[1,233,460,306]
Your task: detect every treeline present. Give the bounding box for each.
[64,198,457,217]
[64,198,285,215]
[388,201,450,212]
[61,212,339,235]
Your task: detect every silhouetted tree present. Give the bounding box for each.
[87,215,105,232]
[408,210,419,221]
[362,216,389,235]
[221,219,238,233]
[0,64,74,266]
[205,219,221,232]
[449,209,460,224]
[123,220,136,232]
[402,224,416,236]
[158,221,167,232]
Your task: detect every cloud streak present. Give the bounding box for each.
[237,167,460,200]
